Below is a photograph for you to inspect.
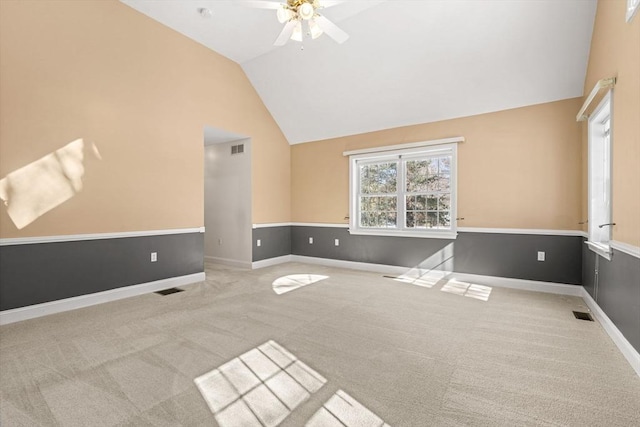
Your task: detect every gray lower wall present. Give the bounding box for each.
[289,227,582,285]
[252,226,291,261]
[0,232,204,311]
[253,225,582,284]
[582,240,640,353]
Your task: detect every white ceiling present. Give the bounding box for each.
[121,0,597,145]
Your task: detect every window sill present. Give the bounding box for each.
[348,228,458,239]
[586,241,612,261]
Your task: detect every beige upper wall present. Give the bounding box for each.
[581,0,640,247]
[0,0,290,238]
[292,98,584,230]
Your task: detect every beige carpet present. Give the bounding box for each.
[1,261,639,426]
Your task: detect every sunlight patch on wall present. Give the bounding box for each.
[393,243,454,288]
[195,340,326,426]
[306,389,391,427]
[441,279,492,301]
[0,139,100,229]
[272,274,329,295]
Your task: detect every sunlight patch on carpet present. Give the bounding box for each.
[272,274,329,295]
[306,389,391,427]
[195,340,326,426]
[441,279,492,301]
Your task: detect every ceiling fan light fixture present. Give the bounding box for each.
[276,6,293,23]
[298,2,315,20]
[290,20,303,42]
[309,19,323,39]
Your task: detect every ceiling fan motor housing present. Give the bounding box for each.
[286,0,319,20]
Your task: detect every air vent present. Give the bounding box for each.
[155,287,184,296]
[573,311,594,321]
[231,144,244,155]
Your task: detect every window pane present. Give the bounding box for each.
[439,157,451,174]
[426,195,438,210]
[406,160,429,192]
[427,212,438,228]
[406,211,415,228]
[438,194,450,210]
[426,175,439,191]
[377,212,394,228]
[360,212,373,227]
[427,159,438,175]
[438,211,451,227]
[385,212,397,228]
[438,174,450,191]
[361,162,397,194]
[388,197,397,211]
[406,195,415,210]
[360,197,370,211]
[360,194,397,229]
[415,211,426,228]
[416,194,426,210]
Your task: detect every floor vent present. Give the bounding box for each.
[155,287,184,296]
[573,311,594,321]
[383,275,398,279]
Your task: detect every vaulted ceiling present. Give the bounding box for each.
[121,0,597,145]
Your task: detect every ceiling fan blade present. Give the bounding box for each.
[315,15,349,44]
[240,1,283,10]
[274,20,297,46]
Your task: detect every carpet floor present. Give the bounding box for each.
[1,261,639,426]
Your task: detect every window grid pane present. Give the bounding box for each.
[405,155,452,230]
[358,162,398,228]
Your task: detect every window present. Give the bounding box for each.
[348,142,458,238]
[587,90,613,260]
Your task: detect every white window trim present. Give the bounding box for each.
[348,142,459,239]
[587,90,613,261]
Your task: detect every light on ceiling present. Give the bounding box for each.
[291,20,303,42]
[309,18,323,39]
[298,2,315,20]
[276,6,293,23]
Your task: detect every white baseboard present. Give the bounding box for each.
[0,272,206,326]
[580,288,640,376]
[204,256,252,269]
[448,272,584,296]
[252,255,293,269]
[291,255,409,276]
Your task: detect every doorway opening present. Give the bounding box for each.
[203,126,252,268]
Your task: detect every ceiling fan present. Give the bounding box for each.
[243,0,349,46]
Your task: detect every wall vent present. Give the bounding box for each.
[231,144,244,155]
[573,311,594,321]
[155,287,184,296]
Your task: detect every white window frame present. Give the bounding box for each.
[348,142,458,239]
[586,90,613,260]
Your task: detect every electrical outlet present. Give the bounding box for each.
[256,239,261,247]
[309,237,313,244]
[334,239,340,246]
[151,252,157,262]
[537,251,545,261]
